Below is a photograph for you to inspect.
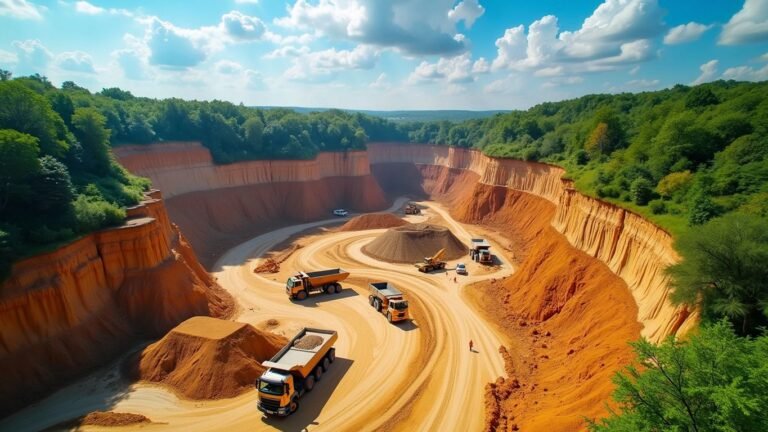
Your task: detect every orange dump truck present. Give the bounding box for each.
[286,268,350,300]
[368,282,410,323]
[257,328,338,416]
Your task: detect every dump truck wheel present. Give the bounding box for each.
[334,283,342,293]
[324,284,333,294]
[296,290,307,301]
[368,295,374,306]
[305,375,315,392]
[387,312,392,323]
[328,349,336,363]
[374,299,381,312]
[314,366,323,381]
[323,357,330,370]
[289,400,298,414]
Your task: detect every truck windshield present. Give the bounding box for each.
[392,301,408,310]
[258,380,285,396]
[286,278,297,288]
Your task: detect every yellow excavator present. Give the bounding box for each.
[415,248,447,273]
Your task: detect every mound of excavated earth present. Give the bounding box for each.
[339,213,408,231]
[363,223,466,263]
[81,412,151,427]
[131,317,286,400]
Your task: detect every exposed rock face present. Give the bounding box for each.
[368,142,694,342]
[0,191,233,416]
[114,143,389,266]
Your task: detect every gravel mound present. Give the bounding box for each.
[339,213,408,231]
[362,223,466,263]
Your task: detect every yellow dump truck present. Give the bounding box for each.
[469,238,493,264]
[286,268,350,300]
[368,282,410,323]
[404,203,421,215]
[257,327,338,416]
[415,248,447,273]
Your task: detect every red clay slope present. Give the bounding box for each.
[0,191,233,417]
[114,143,389,267]
[373,152,642,431]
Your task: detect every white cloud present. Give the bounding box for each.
[264,45,310,59]
[369,72,390,89]
[409,52,476,84]
[484,74,522,95]
[471,57,490,74]
[221,10,266,40]
[0,49,17,64]
[761,52,768,61]
[664,22,712,44]
[626,78,660,88]
[285,45,380,80]
[720,0,768,45]
[0,0,44,20]
[11,39,52,74]
[215,60,244,75]
[722,64,768,81]
[490,0,664,76]
[275,0,472,56]
[74,1,102,14]
[541,76,584,88]
[491,25,525,71]
[692,59,718,85]
[448,0,485,29]
[73,1,132,17]
[56,51,96,73]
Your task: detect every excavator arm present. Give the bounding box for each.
[427,248,446,263]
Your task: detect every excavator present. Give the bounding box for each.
[415,248,447,273]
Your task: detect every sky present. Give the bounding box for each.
[0,0,767,110]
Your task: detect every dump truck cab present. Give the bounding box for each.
[257,328,338,416]
[368,282,410,323]
[470,239,493,264]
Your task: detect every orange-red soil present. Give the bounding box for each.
[131,317,286,400]
[338,213,408,231]
[81,411,151,427]
[374,164,642,431]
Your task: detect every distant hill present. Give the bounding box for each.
[257,106,510,122]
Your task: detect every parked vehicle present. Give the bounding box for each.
[286,268,349,300]
[404,203,421,215]
[368,282,410,323]
[456,263,467,275]
[333,209,349,216]
[257,328,338,416]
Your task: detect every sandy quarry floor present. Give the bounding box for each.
[2,197,516,432]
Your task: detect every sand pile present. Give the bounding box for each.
[81,412,150,427]
[362,223,466,263]
[131,317,286,400]
[254,258,280,273]
[339,213,408,231]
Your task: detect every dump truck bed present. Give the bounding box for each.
[301,268,350,286]
[471,238,491,248]
[263,328,337,377]
[369,282,403,298]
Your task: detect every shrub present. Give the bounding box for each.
[630,178,654,205]
[648,199,667,214]
[72,194,126,233]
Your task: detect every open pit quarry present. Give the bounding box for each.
[0,141,696,431]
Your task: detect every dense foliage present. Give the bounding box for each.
[589,322,768,431]
[0,76,149,279]
[408,81,768,236]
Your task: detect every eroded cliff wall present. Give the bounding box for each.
[114,143,389,266]
[368,142,693,342]
[0,191,233,416]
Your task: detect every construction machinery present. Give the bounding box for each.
[404,203,421,215]
[257,328,338,416]
[469,238,493,264]
[368,282,410,323]
[415,248,447,273]
[286,268,350,300]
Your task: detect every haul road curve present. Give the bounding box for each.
[0,198,512,432]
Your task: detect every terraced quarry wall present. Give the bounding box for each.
[114,143,388,266]
[0,191,232,416]
[368,142,694,342]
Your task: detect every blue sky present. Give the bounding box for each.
[0,0,766,110]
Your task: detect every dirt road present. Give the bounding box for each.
[1,198,513,432]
